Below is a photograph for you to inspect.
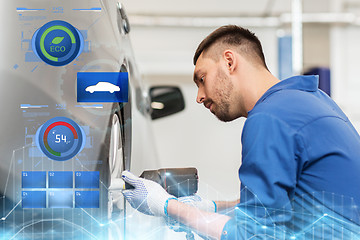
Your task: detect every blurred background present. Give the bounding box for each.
[1,1,359,239]
[120,0,360,201]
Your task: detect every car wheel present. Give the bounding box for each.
[108,112,126,239]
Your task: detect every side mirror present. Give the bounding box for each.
[149,86,185,120]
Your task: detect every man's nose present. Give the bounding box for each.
[196,88,205,104]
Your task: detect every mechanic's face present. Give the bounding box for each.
[194,54,235,122]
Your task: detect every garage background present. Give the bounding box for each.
[121,0,360,202]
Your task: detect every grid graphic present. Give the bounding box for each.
[21,171,99,208]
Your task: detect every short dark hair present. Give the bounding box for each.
[193,25,268,70]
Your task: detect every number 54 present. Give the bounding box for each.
[55,134,67,143]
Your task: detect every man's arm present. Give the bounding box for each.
[167,199,231,240]
[121,171,236,239]
[215,199,240,212]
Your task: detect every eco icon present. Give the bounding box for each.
[51,37,64,44]
[32,20,83,66]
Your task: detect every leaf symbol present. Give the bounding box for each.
[51,37,64,44]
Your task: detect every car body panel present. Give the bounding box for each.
[0,0,160,239]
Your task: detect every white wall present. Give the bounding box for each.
[331,25,360,132]
[303,25,330,71]
[128,26,279,76]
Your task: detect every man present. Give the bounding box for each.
[122,25,360,239]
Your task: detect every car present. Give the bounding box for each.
[85,82,121,94]
[0,1,185,239]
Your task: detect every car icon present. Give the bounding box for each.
[85,82,120,93]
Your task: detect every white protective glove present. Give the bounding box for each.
[166,194,217,233]
[177,194,217,213]
[121,170,176,216]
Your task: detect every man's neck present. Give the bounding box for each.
[244,70,280,116]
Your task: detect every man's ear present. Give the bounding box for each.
[223,50,236,73]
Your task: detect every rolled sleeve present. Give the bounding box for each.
[221,218,239,240]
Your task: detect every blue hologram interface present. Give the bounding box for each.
[49,171,73,188]
[22,171,46,188]
[21,171,99,208]
[75,171,99,188]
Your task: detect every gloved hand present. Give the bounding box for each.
[121,170,176,216]
[177,194,217,213]
[166,194,216,233]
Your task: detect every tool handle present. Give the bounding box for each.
[124,182,135,190]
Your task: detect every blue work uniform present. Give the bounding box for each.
[221,75,360,239]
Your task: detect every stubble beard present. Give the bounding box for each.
[211,68,235,122]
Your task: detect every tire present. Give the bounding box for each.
[107,111,126,240]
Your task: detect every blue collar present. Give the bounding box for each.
[249,75,319,114]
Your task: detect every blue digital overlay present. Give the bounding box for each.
[48,171,73,188]
[22,171,46,188]
[216,187,360,239]
[77,72,128,102]
[32,20,84,66]
[75,171,99,188]
[36,117,86,161]
[48,191,73,208]
[22,191,46,208]
[72,8,102,11]
[16,8,45,11]
[75,191,99,208]
[20,104,48,109]
[28,147,43,158]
